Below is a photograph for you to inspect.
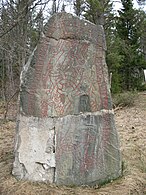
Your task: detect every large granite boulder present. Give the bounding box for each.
[12,12,121,186]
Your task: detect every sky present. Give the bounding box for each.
[113,0,146,12]
[63,0,146,15]
[44,0,146,20]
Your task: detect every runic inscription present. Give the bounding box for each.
[20,13,111,118]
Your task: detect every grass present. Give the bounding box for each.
[113,91,137,108]
[0,93,146,194]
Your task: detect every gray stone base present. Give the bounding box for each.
[12,110,121,185]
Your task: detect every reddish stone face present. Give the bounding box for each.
[20,13,112,118]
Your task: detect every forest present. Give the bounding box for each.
[0,0,146,105]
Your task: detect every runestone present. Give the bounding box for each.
[13,12,121,186]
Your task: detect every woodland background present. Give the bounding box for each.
[0,0,146,105]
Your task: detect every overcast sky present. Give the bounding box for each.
[44,0,146,18]
[64,0,145,14]
[113,0,138,9]
[113,0,146,12]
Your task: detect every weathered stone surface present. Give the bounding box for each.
[20,13,110,118]
[13,12,121,186]
[55,111,121,186]
[13,116,55,182]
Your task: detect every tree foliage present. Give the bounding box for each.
[115,0,146,91]
[137,0,146,5]
[105,0,146,93]
[0,0,146,102]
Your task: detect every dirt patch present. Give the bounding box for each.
[0,93,146,195]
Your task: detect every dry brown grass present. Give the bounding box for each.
[0,93,146,195]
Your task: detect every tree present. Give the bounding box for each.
[141,20,146,60]
[115,0,146,91]
[137,0,146,5]
[0,0,51,101]
[73,0,84,16]
[82,0,113,25]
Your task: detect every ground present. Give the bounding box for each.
[0,93,146,195]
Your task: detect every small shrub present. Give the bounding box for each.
[112,91,137,108]
[138,83,146,91]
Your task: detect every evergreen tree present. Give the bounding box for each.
[106,36,124,93]
[115,0,146,91]
[73,0,84,17]
[137,0,146,5]
[83,0,112,25]
[140,12,146,60]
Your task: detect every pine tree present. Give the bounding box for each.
[83,0,112,25]
[116,0,146,91]
[73,0,84,16]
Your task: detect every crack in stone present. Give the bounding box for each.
[43,35,104,48]
[53,126,56,154]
